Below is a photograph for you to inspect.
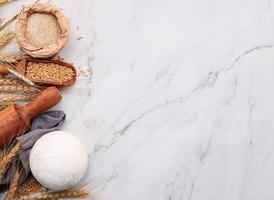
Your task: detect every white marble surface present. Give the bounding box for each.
[2,0,274,199]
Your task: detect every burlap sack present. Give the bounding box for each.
[16,3,69,58]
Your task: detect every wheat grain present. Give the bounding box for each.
[0,30,14,49]
[4,169,21,200]
[0,143,21,182]
[27,62,75,84]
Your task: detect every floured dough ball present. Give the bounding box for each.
[29,131,88,191]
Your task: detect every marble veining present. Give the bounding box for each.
[2,0,274,199]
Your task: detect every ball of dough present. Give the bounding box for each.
[30,131,88,191]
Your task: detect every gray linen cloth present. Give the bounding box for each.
[0,110,66,190]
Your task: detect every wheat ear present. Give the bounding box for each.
[0,94,34,103]
[0,94,35,110]
[30,189,89,199]
[0,55,31,63]
[0,77,23,85]
[0,85,39,93]
[0,61,35,87]
[0,30,14,49]
[4,169,21,200]
[15,176,48,198]
[0,55,19,63]
[0,143,21,182]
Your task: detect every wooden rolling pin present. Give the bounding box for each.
[0,87,62,148]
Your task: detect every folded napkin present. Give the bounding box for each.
[0,110,66,190]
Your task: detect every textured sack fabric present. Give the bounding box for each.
[0,110,66,190]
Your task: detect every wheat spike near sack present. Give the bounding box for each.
[0,30,14,49]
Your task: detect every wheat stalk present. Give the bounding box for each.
[26,189,89,199]
[0,0,42,29]
[0,30,14,49]
[0,15,17,33]
[4,169,21,200]
[0,143,21,182]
